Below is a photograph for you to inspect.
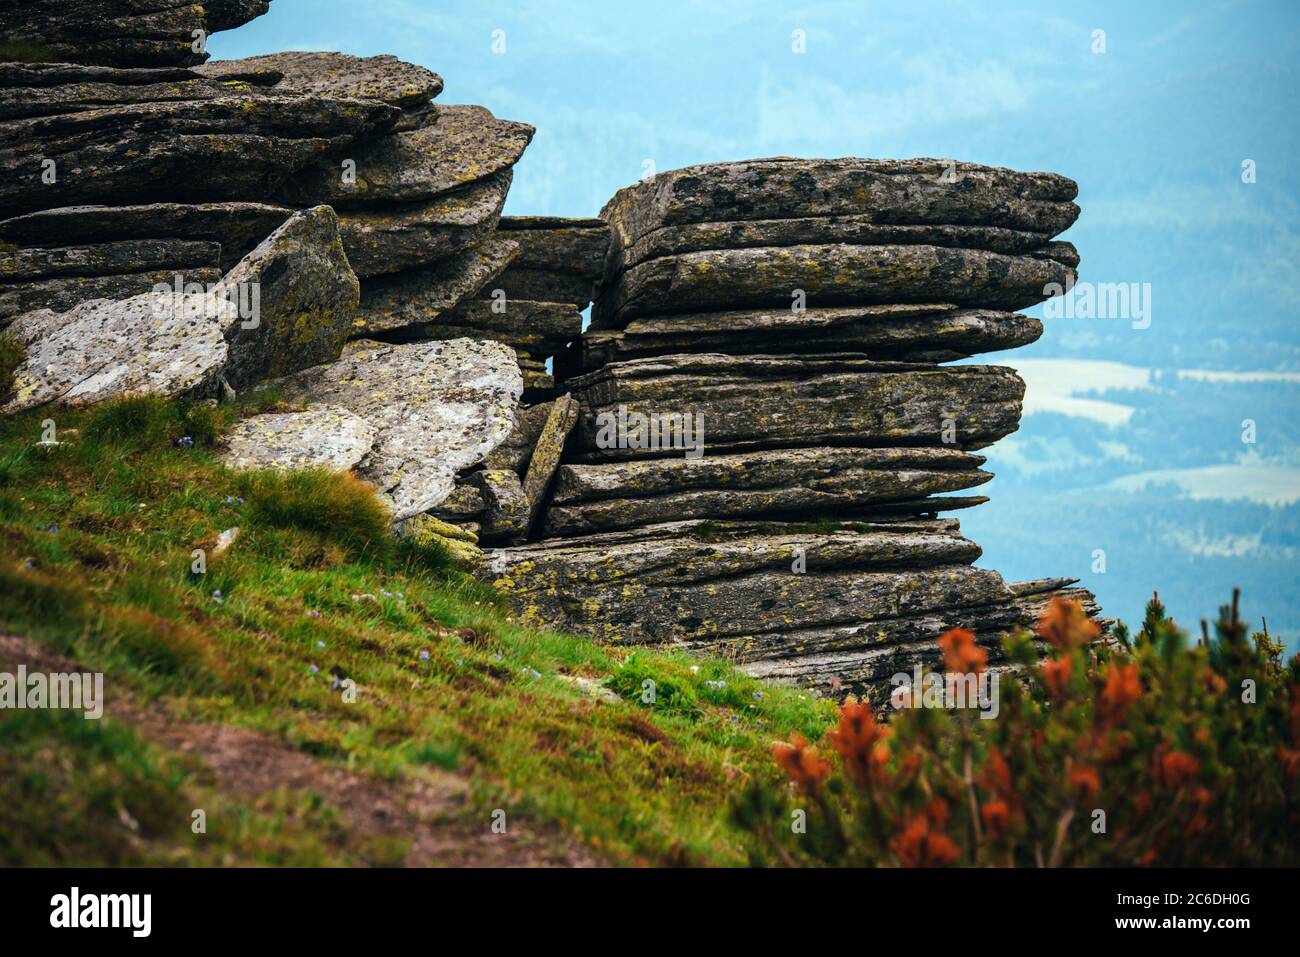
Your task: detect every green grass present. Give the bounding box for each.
[0,397,835,865]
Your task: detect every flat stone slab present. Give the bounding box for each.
[223,406,376,471]
[1,265,224,324]
[569,305,1042,372]
[541,446,991,536]
[0,1,212,68]
[484,517,998,642]
[196,52,443,109]
[0,91,398,219]
[263,338,523,521]
[592,242,1076,327]
[601,157,1080,250]
[337,171,511,278]
[484,516,1098,696]
[565,353,1025,457]
[0,239,220,283]
[2,289,232,413]
[278,104,533,208]
[0,203,295,270]
[354,238,519,335]
[497,216,610,279]
[612,216,1079,274]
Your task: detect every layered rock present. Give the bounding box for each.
[481,157,1098,696]
[0,1,550,543]
[0,1,268,69]
[2,205,360,410]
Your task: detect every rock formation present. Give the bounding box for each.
[482,158,1099,698]
[0,1,1101,699]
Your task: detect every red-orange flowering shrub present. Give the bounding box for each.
[732,590,1300,866]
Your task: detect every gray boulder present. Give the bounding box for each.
[217,206,360,389]
[2,288,232,413]
[601,157,1080,250]
[196,51,443,110]
[263,338,523,520]
[222,406,376,472]
[0,86,398,218]
[567,305,1042,373]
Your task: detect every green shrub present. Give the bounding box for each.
[735,591,1300,867]
[238,468,393,562]
[83,394,178,448]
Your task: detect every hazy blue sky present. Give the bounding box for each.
[211,1,1300,642]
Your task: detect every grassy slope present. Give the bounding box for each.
[0,395,834,866]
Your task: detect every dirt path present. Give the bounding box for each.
[0,635,600,867]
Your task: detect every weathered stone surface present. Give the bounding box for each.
[277,105,533,207]
[593,243,1076,327]
[0,62,202,90]
[336,170,511,278]
[0,67,225,120]
[517,354,553,393]
[204,0,272,32]
[0,0,213,68]
[484,516,1098,696]
[353,238,518,335]
[480,266,597,309]
[443,298,583,341]
[0,91,399,218]
[737,579,1101,697]
[0,238,220,282]
[484,517,995,643]
[196,52,442,109]
[264,338,523,521]
[497,216,609,278]
[521,394,578,536]
[427,483,486,522]
[483,400,557,471]
[601,158,1080,251]
[0,202,295,269]
[566,354,1025,457]
[396,513,483,569]
[566,306,1042,373]
[2,288,232,413]
[1,265,224,323]
[218,206,360,389]
[613,215,1079,274]
[222,406,376,471]
[469,468,530,541]
[541,446,991,536]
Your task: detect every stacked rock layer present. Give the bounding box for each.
[485,158,1099,697]
[0,1,548,531]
